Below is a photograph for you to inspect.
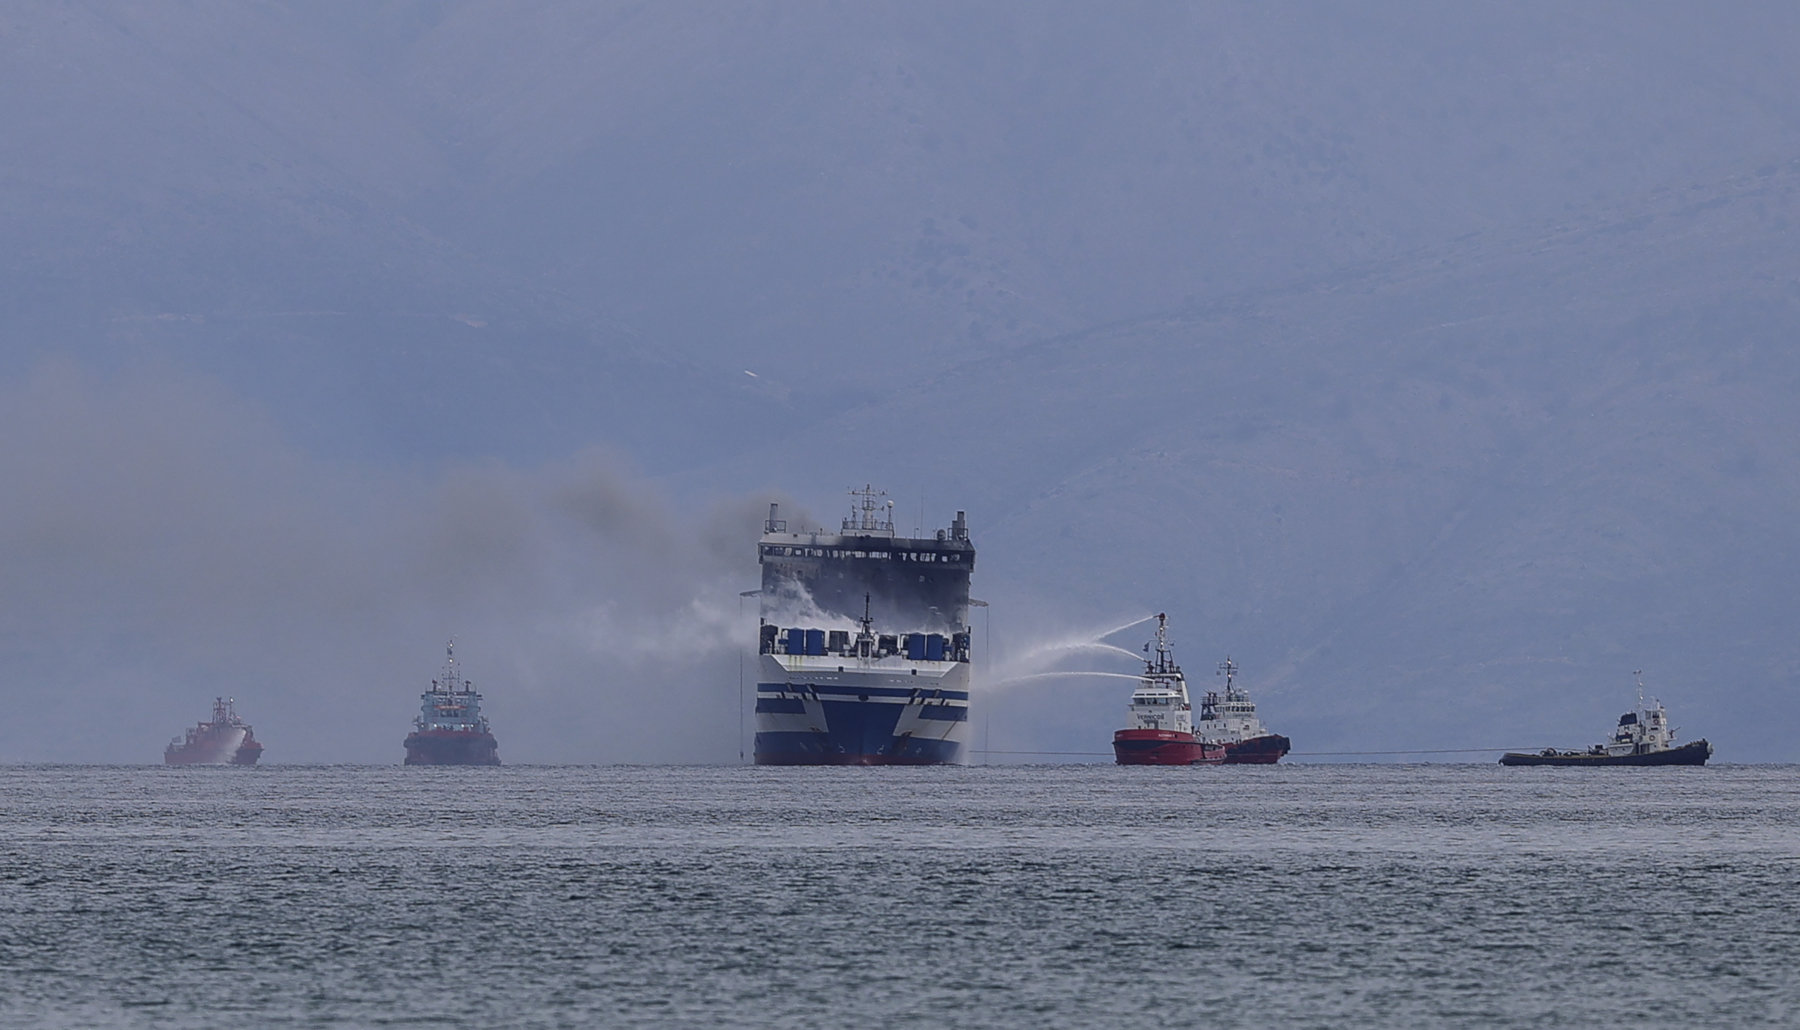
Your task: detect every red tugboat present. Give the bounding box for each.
[1113,615,1225,766]
[403,641,501,766]
[1196,657,1291,764]
[165,697,263,766]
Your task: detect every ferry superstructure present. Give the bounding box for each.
[753,487,975,765]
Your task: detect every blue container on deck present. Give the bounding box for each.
[925,634,946,661]
[905,633,926,661]
[785,628,805,655]
[804,629,827,656]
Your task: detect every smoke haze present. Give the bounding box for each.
[0,361,772,762]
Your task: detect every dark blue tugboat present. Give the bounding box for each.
[1501,673,1710,767]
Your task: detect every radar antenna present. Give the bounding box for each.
[843,484,895,534]
[442,639,470,694]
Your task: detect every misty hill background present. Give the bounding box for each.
[3,1,1796,761]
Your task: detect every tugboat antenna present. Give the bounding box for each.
[1148,613,1173,673]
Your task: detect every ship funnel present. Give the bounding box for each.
[765,503,786,534]
[951,510,969,541]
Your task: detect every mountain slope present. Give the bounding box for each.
[704,159,1800,760]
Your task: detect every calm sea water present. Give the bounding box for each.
[2,764,1796,1028]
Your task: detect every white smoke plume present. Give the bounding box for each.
[0,360,779,763]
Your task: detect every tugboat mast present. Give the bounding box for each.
[439,639,470,694]
[1145,613,1177,676]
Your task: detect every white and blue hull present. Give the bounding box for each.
[754,654,971,765]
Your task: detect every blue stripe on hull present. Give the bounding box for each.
[756,683,969,702]
[754,698,965,766]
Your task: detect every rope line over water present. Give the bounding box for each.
[971,746,1544,757]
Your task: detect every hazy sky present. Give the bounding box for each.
[4,2,1798,761]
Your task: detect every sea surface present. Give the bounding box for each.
[2,763,1797,1028]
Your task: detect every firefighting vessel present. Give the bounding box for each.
[753,487,975,765]
[1113,615,1225,766]
[1501,673,1711,766]
[1197,657,1291,764]
[403,641,501,766]
[164,697,263,765]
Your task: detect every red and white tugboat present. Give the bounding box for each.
[1197,657,1291,764]
[1112,615,1224,766]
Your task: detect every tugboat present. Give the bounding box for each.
[1197,657,1291,764]
[1113,615,1225,766]
[1500,672,1711,767]
[403,641,501,766]
[165,697,263,766]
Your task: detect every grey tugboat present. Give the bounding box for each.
[1501,672,1710,767]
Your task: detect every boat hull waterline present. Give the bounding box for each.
[1113,729,1225,766]
[1500,739,1711,767]
[403,730,501,766]
[1221,733,1291,764]
[755,685,966,765]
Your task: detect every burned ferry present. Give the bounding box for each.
[753,487,974,765]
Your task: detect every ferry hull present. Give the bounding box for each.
[754,690,968,766]
[1500,739,1711,767]
[1113,729,1225,766]
[404,730,501,766]
[1222,733,1290,764]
